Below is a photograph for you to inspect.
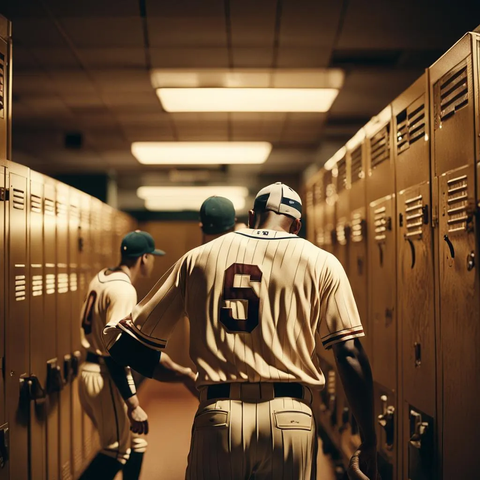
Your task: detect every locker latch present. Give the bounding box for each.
[71,351,82,378]
[378,395,395,450]
[0,424,9,468]
[46,359,64,394]
[63,354,72,383]
[409,410,429,450]
[0,188,8,202]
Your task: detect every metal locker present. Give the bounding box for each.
[346,131,370,359]
[304,182,315,244]
[429,32,480,480]
[333,148,350,275]
[5,162,30,480]
[0,17,12,163]
[43,178,60,480]
[313,174,325,249]
[68,189,82,478]
[55,182,72,480]
[0,164,8,479]
[29,172,47,480]
[393,73,436,480]
[322,168,336,256]
[375,385,396,480]
[101,204,113,266]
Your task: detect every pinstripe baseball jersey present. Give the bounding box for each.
[104,228,364,388]
[81,269,137,356]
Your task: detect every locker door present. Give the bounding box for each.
[313,181,325,249]
[68,192,83,478]
[438,166,478,479]
[0,27,9,161]
[55,184,72,480]
[305,186,314,243]
[335,155,350,274]
[397,183,435,480]
[323,170,336,255]
[0,166,8,480]
[44,181,60,480]
[6,168,29,480]
[29,176,46,480]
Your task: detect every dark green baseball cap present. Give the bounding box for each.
[200,196,236,234]
[121,230,165,257]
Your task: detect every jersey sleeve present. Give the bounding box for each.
[103,257,187,377]
[318,254,364,350]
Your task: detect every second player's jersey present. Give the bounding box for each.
[81,268,137,356]
[105,229,364,388]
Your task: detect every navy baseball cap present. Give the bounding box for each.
[121,230,165,257]
[200,196,236,234]
[254,182,302,219]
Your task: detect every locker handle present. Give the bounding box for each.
[71,351,82,378]
[406,237,416,269]
[409,410,429,450]
[26,375,46,402]
[63,355,72,383]
[46,360,64,394]
[378,395,395,449]
[443,235,455,259]
[414,342,422,367]
[467,251,475,271]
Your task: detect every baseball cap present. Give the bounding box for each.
[121,230,165,257]
[200,196,236,234]
[253,182,302,219]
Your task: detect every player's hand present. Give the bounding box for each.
[347,444,380,480]
[127,405,149,435]
[183,370,199,400]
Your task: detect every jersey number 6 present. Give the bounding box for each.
[220,263,262,333]
[81,291,97,335]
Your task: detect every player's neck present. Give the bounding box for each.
[116,264,138,284]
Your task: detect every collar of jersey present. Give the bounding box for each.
[98,268,132,284]
[234,228,299,240]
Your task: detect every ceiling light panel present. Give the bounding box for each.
[156,88,339,113]
[131,142,272,165]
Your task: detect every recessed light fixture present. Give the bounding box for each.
[138,186,249,211]
[131,142,272,165]
[156,88,339,113]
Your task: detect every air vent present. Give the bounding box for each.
[15,275,26,301]
[32,275,43,297]
[439,62,468,122]
[337,157,347,191]
[56,202,67,217]
[70,273,78,292]
[46,274,56,295]
[45,198,55,215]
[336,222,348,246]
[408,102,425,145]
[70,204,80,220]
[374,206,388,243]
[31,194,42,213]
[351,213,364,243]
[370,125,390,169]
[79,273,86,291]
[351,146,363,183]
[447,174,469,233]
[306,190,313,209]
[12,188,25,210]
[396,110,409,153]
[58,273,69,294]
[0,52,4,119]
[405,195,424,239]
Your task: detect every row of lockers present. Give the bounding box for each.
[0,159,136,479]
[303,32,480,480]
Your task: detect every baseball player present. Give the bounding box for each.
[103,183,378,480]
[79,230,196,480]
[199,195,236,243]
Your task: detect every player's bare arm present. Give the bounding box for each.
[332,338,379,480]
[152,353,198,398]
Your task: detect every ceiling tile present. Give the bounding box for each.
[47,0,140,17]
[150,47,229,68]
[276,47,331,68]
[78,48,147,68]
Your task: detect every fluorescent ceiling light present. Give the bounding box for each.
[132,142,272,165]
[156,88,339,113]
[139,186,249,211]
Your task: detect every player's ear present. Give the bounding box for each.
[248,210,255,228]
[291,219,301,235]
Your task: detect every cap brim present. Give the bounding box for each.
[152,249,166,256]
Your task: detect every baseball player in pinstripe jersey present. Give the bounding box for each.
[79,230,196,480]
[104,183,379,480]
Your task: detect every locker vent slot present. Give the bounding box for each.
[45,198,55,215]
[315,229,325,247]
[31,194,42,213]
[306,190,313,208]
[370,125,390,169]
[314,183,322,203]
[80,273,86,291]
[351,213,364,243]
[405,195,423,238]
[336,222,348,246]
[57,273,69,294]
[15,275,26,301]
[69,273,78,292]
[336,157,347,191]
[46,274,56,294]
[70,204,80,220]
[56,202,67,217]
[12,188,25,210]
[439,63,468,121]
[374,207,387,243]
[0,52,4,118]
[447,175,469,233]
[396,109,409,153]
[351,146,363,183]
[408,102,425,145]
[81,210,90,224]
[32,275,43,296]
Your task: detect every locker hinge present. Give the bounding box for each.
[0,188,8,202]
